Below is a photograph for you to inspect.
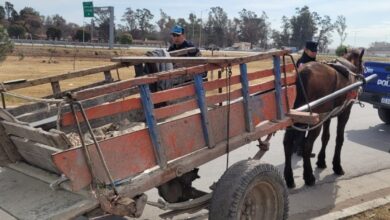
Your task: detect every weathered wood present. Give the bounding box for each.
[51,81,61,97]
[16,87,139,125]
[116,117,293,199]
[104,71,113,82]
[111,50,290,65]
[2,121,71,149]
[62,74,296,126]
[52,86,295,191]
[10,136,60,173]
[0,142,11,166]
[2,63,125,91]
[286,110,320,125]
[169,47,198,57]
[0,122,21,162]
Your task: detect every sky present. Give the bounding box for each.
[5,0,390,48]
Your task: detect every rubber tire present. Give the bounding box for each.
[378,108,390,124]
[209,160,289,220]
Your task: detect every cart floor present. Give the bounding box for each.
[0,166,97,220]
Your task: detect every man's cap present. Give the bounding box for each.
[171,25,184,35]
[305,41,318,52]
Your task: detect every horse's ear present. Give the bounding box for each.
[359,49,365,59]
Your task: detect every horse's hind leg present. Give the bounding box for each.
[303,127,322,186]
[333,106,352,175]
[317,119,331,169]
[283,128,296,188]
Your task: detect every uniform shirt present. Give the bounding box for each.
[296,51,316,68]
[168,40,200,57]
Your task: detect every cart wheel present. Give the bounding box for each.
[209,160,288,220]
[378,108,390,124]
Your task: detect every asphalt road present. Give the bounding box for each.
[135,102,390,219]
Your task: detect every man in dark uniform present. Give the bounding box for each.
[168,25,200,57]
[294,41,318,157]
[296,40,318,69]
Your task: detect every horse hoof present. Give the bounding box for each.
[333,167,345,175]
[304,175,316,186]
[286,181,296,189]
[316,161,327,169]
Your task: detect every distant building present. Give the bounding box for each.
[367,41,390,57]
[232,42,251,50]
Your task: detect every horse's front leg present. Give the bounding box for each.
[303,127,322,186]
[333,106,352,175]
[317,119,331,169]
[283,128,296,188]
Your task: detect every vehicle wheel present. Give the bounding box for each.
[209,160,288,220]
[378,108,390,124]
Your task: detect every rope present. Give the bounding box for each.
[225,65,232,170]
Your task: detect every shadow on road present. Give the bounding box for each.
[346,123,390,152]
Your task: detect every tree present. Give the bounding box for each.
[0,25,13,62]
[135,8,154,39]
[46,26,61,40]
[205,7,228,47]
[335,45,348,56]
[7,24,25,38]
[335,15,347,46]
[19,7,43,38]
[316,15,334,52]
[271,16,293,48]
[290,6,318,49]
[121,7,137,31]
[119,33,133,44]
[156,9,175,43]
[73,29,90,42]
[238,9,270,49]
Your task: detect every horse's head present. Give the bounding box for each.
[343,48,365,74]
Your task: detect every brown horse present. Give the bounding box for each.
[283,49,365,188]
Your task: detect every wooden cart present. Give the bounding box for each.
[0,49,318,219]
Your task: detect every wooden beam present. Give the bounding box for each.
[1,63,125,91]
[0,122,21,162]
[2,121,71,149]
[111,50,290,65]
[286,110,320,125]
[10,136,60,173]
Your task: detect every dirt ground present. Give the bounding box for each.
[342,203,390,220]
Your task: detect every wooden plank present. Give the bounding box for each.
[61,97,142,126]
[17,87,139,124]
[52,86,295,191]
[0,123,21,162]
[51,81,61,97]
[10,136,60,173]
[2,63,125,91]
[2,121,70,149]
[286,110,320,125]
[111,50,290,64]
[117,117,293,199]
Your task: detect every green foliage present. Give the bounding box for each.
[73,29,91,42]
[0,25,13,62]
[46,26,61,40]
[7,24,26,38]
[335,45,348,56]
[119,33,133,44]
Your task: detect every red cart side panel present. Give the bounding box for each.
[52,86,296,191]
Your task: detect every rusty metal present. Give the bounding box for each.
[253,133,273,160]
